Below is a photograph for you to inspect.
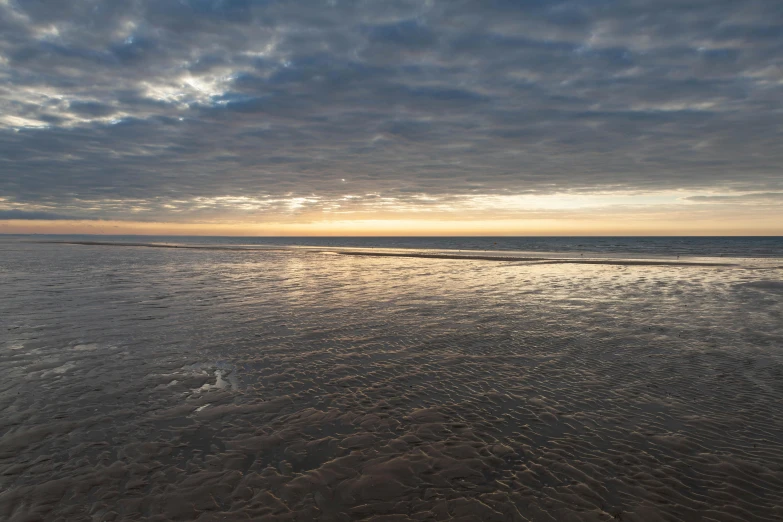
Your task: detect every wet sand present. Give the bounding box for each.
[328,250,738,267]
[1,242,782,521]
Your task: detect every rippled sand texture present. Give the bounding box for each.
[1,243,782,521]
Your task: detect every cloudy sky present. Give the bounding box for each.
[1,0,781,235]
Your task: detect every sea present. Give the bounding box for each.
[6,234,783,258]
[1,235,782,520]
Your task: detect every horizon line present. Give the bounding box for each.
[3,233,782,238]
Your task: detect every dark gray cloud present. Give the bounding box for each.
[0,209,93,220]
[0,0,782,221]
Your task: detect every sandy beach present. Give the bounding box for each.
[1,241,782,521]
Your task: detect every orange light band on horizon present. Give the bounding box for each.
[1,215,780,236]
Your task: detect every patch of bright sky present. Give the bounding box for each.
[630,101,718,112]
[0,85,131,129]
[0,115,50,129]
[113,19,138,42]
[141,73,233,107]
[168,191,699,217]
[32,23,61,40]
[190,195,321,212]
[460,192,686,211]
[2,191,772,225]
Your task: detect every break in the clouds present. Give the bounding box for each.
[1,0,782,226]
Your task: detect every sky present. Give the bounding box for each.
[1,0,782,236]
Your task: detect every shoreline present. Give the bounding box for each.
[36,240,740,267]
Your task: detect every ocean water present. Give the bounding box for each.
[7,234,783,258]
[1,238,782,520]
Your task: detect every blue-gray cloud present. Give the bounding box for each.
[0,0,782,221]
[0,209,94,220]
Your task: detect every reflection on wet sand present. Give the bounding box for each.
[1,242,782,521]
